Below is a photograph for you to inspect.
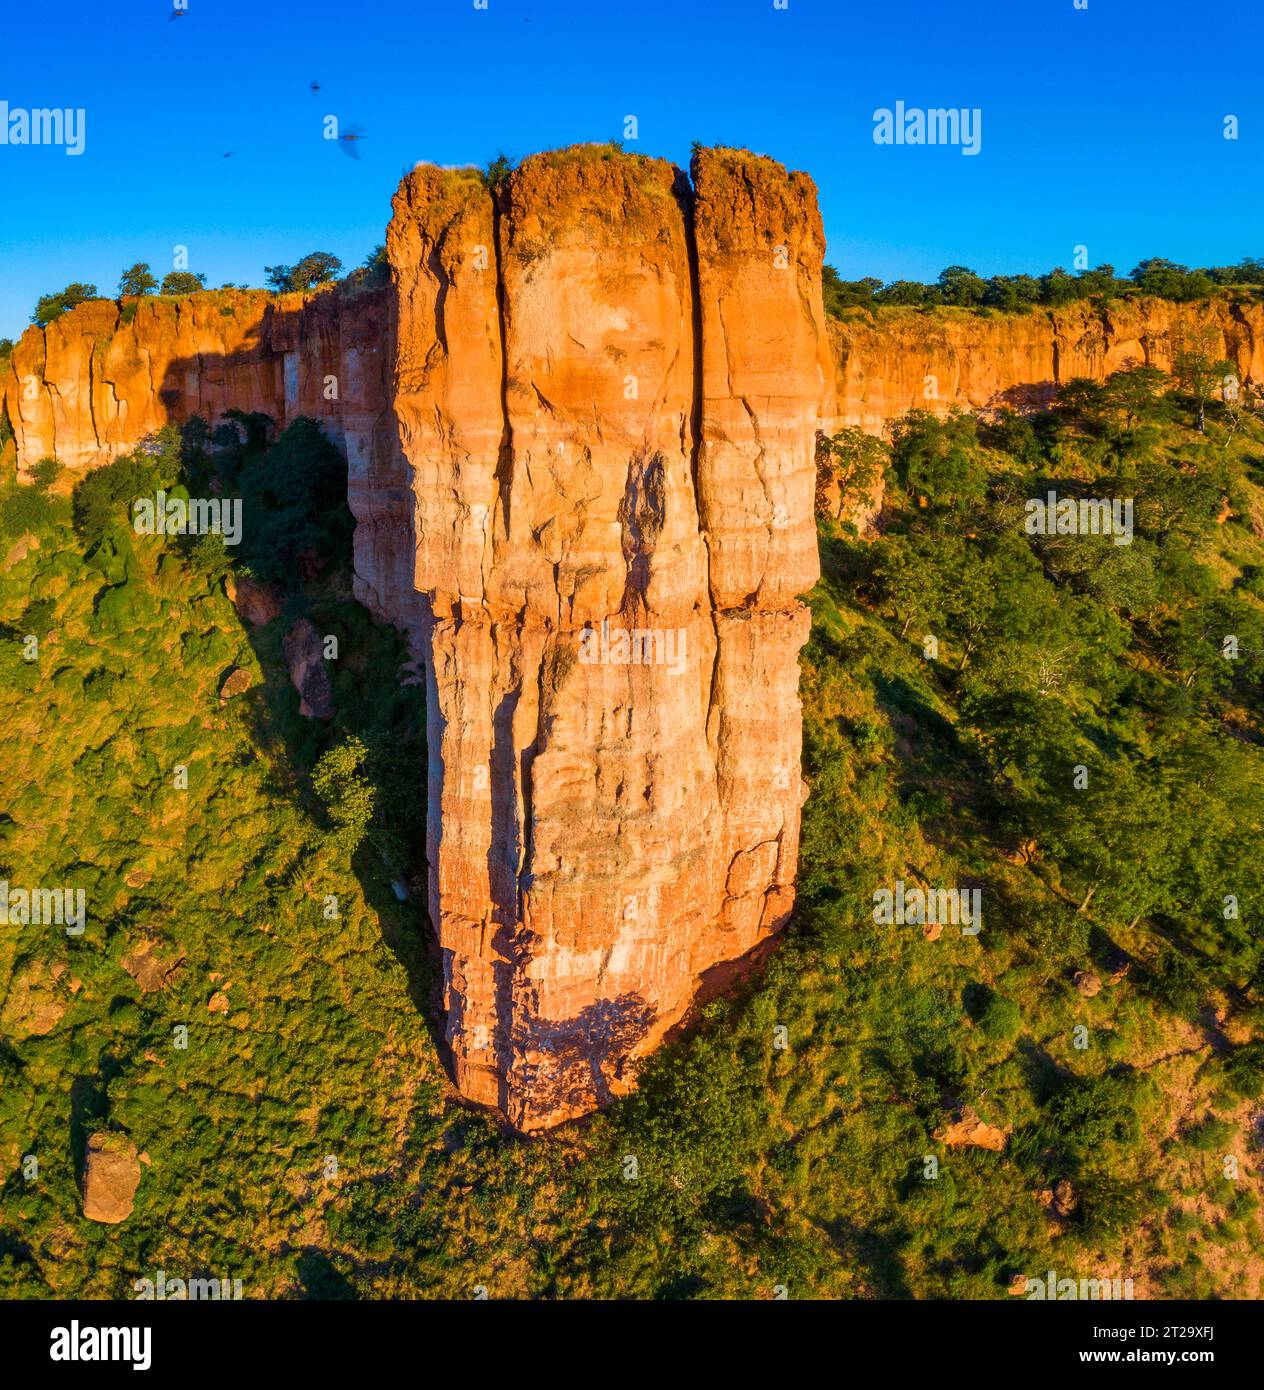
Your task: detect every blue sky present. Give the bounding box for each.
[0,0,1259,339]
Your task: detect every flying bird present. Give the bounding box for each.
[339,125,367,161]
[310,80,321,96]
[222,151,234,159]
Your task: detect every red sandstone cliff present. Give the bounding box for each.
[390,147,824,1129]
[825,296,1264,432]
[0,284,402,633]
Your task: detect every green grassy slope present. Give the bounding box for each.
[0,375,1261,1299]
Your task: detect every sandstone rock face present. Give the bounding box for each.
[81,1133,141,1224]
[119,938,186,993]
[937,1106,1008,1152]
[389,147,824,1130]
[0,285,396,640]
[824,297,1264,433]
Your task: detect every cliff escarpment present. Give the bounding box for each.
[0,285,408,634]
[826,296,1264,431]
[5,149,1262,1133]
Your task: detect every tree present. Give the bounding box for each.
[238,416,350,584]
[937,265,987,307]
[1102,364,1169,429]
[1054,376,1110,431]
[1039,266,1080,306]
[1171,326,1233,432]
[868,532,944,637]
[1129,258,1216,302]
[822,266,882,316]
[889,409,987,511]
[118,262,158,297]
[312,737,375,856]
[31,283,98,326]
[875,279,936,307]
[264,252,342,293]
[816,427,888,519]
[983,274,1041,311]
[343,244,388,290]
[291,252,342,291]
[481,152,515,190]
[160,271,206,296]
[1075,263,1123,299]
[1207,256,1264,287]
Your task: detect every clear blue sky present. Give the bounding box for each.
[1,0,1259,339]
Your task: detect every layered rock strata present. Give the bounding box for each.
[825,296,1264,432]
[389,148,825,1128]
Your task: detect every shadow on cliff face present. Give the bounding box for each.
[510,994,656,1129]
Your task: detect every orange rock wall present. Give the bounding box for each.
[389,148,826,1129]
[826,297,1264,433]
[0,285,402,634]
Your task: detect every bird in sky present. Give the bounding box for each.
[310,80,321,96]
[339,125,367,161]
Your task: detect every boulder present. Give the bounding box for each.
[224,574,283,628]
[282,619,333,719]
[936,1106,1008,1152]
[218,666,255,701]
[120,938,186,994]
[0,964,67,1039]
[81,1133,141,1224]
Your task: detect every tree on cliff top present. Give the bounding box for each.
[822,266,882,315]
[264,252,343,293]
[341,245,387,290]
[31,283,98,326]
[118,262,158,297]
[480,152,515,190]
[160,271,207,296]
[1129,258,1217,302]
[937,265,988,307]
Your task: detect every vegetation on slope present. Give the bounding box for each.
[0,364,1261,1299]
